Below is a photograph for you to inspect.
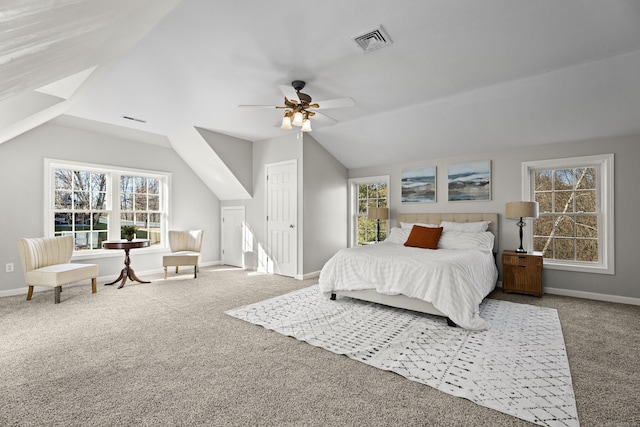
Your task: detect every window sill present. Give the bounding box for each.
[71,246,168,261]
[543,260,614,275]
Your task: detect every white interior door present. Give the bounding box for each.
[221,206,245,268]
[266,160,297,277]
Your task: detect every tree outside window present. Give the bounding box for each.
[533,167,598,262]
[54,169,108,250]
[523,154,613,275]
[357,182,388,245]
[48,160,168,253]
[120,175,162,244]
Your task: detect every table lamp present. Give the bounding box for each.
[367,207,389,242]
[505,201,539,253]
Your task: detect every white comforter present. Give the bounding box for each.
[318,242,498,330]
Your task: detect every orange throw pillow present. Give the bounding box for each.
[404,226,443,249]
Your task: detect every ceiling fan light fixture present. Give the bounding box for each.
[242,80,354,133]
[292,111,304,127]
[281,112,292,130]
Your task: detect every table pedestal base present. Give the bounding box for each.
[104,246,150,289]
[105,266,150,289]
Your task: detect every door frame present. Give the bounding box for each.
[265,159,298,277]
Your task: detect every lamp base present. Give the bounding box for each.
[515,219,527,254]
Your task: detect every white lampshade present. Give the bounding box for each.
[292,111,304,126]
[505,201,539,219]
[281,114,292,130]
[301,118,312,132]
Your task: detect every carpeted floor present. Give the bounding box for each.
[226,286,578,426]
[0,266,638,426]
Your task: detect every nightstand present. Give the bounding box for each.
[501,251,543,297]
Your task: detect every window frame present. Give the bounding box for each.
[44,159,171,259]
[348,175,390,247]
[521,153,614,274]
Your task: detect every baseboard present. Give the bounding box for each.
[0,260,224,298]
[0,277,110,298]
[543,287,640,306]
[4,271,636,307]
[200,260,222,268]
[494,280,639,306]
[296,270,320,281]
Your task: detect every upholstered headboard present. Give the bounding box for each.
[396,212,499,253]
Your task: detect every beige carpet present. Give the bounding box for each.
[227,286,579,426]
[0,266,638,426]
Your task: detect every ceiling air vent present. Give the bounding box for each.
[351,25,393,53]
[122,115,147,123]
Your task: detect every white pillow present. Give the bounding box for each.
[399,221,439,231]
[438,231,495,251]
[384,227,410,244]
[440,220,491,233]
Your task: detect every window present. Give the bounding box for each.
[120,175,162,245]
[522,154,614,274]
[45,159,169,254]
[349,176,389,246]
[52,169,108,251]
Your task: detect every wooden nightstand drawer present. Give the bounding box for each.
[502,251,543,297]
[503,254,543,268]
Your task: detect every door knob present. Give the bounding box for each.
[290,224,295,228]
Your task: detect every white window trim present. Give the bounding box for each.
[348,175,390,247]
[521,153,614,274]
[44,158,171,259]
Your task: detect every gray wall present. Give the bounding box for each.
[221,132,348,277]
[349,135,640,300]
[302,133,348,273]
[4,118,635,300]
[251,132,302,272]
[0,122,220,295]
[197,127,253,196]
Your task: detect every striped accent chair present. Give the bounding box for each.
[17,236,98,304]
[162,230,204,279]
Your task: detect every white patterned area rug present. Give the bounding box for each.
[226,285,579,427]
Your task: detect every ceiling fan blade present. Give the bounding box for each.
[309,97,355,109]
[312,111,338,126]
[238,105,288,109]
[278,85,300,103]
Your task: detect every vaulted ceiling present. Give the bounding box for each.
[2,0,640,169]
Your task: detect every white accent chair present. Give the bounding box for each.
[17,236,98,304]
[163,230,204,279]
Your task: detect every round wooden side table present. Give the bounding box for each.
[102,240,151,289]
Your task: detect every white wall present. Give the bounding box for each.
[0,121,220,295]
[349,135,640,301]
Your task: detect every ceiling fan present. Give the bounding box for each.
[239,80,355,132]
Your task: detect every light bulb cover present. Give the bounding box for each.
[292,111,304,126]
[281,113,292,130]
[301,118,312,132]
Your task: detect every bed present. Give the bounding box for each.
[318,213,499,330]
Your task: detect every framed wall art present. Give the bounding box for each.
[401,166,436,203]
[447,160,491,201]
